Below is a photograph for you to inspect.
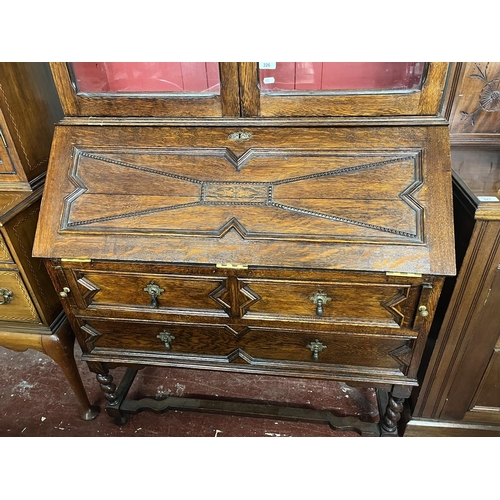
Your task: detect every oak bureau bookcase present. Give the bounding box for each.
[33,62,455,435]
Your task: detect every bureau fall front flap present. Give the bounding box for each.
[33,125,455,276]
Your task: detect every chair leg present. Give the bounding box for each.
[41,320,99,420]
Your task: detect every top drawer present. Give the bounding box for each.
[63,267,229,318]
[59,263,435,332]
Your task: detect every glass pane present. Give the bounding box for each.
[70,62,220,94]
[258,62,425,93]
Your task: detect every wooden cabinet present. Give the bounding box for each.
[34,62,455,435]
[0,63,61,210]
[407,63,500,436]
[0,63,97,420]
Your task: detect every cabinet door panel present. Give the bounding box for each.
[51,62,240,117]
[241,62,449,117]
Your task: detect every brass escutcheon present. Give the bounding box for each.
[0,288,13,305]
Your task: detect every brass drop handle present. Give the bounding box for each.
[0,288,13,304]
[59,287,70,298]
[307,339,327,361]
[143,281,164,308]
[157,330,175,351]
[418,305,429,317]
[309,291,332,317]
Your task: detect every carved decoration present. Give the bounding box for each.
[388,343,413,372]
[61,149,424,244]
[209,281,231,316]
[96,372,118,403]
[75,273,100,306]
[237,282,261,317]
[223,325,251,339]
[461,63,500,126]
[381,396,405,433]
[81,323,103,351]
[209,280,261,318]
[381,290,408,326]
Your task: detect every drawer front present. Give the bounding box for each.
[60,263,432,334]
[62,265,432,335]
[0,269,40,323]
[77,317,416,380]
[64,268,229,317]
[239,278,421,329]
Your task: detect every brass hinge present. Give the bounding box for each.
[0,127,8,148]
[216,263,249,269]
[386,271,422,278]
[61,258,92,263]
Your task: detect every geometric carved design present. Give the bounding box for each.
[62,149,424,244]
[75,273,100,307]
[209,280,231,316]
[80,323,103,351]
[237,282,261,317]
[223,325,252,339]
[209,279,261,318]
[388,343,413,371]
[381,291,408,326]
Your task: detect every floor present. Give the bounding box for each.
[0,344,380,437]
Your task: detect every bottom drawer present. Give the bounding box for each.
[0,269,40,323]
[78,317,416,381]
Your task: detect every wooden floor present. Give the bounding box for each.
[0,344,381,437]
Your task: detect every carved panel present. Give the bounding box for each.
[450,62,500,134]
[61,148,424,245]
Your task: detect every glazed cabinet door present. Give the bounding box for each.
[50,62,449,119]
[239,62,449,117]
[50,62,240,117]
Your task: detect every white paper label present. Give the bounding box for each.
[263,77,275,84]
[259,62,276,70]
[478,196,499,202]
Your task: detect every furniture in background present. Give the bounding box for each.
[0,63,97,420]
[34,62,455,435]
[407,62,500,436]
